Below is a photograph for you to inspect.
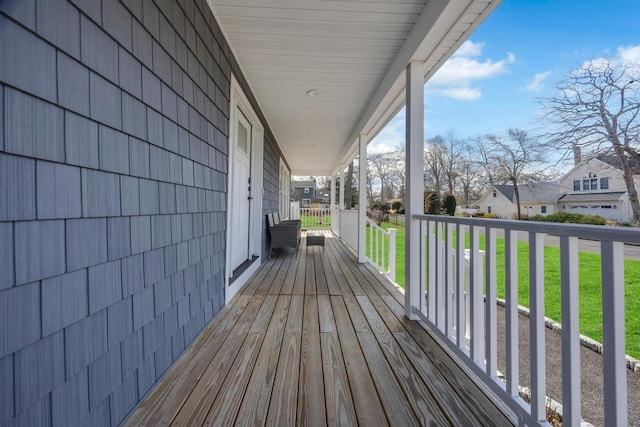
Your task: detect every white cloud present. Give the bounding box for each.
[617,45,640,65]
[525,71,551,92]
[452,40,484,57]
[437,87,482,100]
[582,44,640,74]
[369,113,405,154]
[427,40,514,101]
[429,56,510,86]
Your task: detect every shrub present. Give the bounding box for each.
[483,213,498,218]
[391,201,403,211]
[424,192,441,214]
[443,194,456,216]
[529,211,607,225]
[473,211,485,217]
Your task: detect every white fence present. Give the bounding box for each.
[365,219,396,283]
[409,215,635,426]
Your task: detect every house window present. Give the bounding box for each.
[582,178,589,190]
[492,190,497,197]
[304,188,309,193]
[590,178,598,190]
[541,206,547,214]
[573,180,580,191]
[488,206,492,213]
[601,177,609,190]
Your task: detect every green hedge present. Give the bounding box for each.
[530,211,607,225]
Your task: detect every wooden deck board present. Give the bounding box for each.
[124,232,513,427]
[235,295,291,426]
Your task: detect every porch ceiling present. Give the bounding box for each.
[207,0,499,175]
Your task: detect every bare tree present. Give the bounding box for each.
[483,129,548,219]
[387,149,406,204]
[458,139,483,205]
[424,136,445,193]
[540,60,640,221]
[440,130,466,195]
[368,152,397,205]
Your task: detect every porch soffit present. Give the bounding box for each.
[207,0,499,175]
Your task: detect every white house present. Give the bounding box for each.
[556,157,639,222]
[475,157,640,222]
[475,182,566,219]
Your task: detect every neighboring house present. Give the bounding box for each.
[291,180,317,207]
[475,183,565,219]
[557,157,640,222]
[474,157,640,221]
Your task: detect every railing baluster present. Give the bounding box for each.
[529,232,546,421]
[470,225,483,363]
[388,228,396,282]
[505,229,519,397]
[427,221,436,321]
[485,226,497,377]
[601,239,627,426]
[560,235,580,426]
[456,223,465,348]
[445,223,454,338]
[420,220,427,314]
[436,221,445,329]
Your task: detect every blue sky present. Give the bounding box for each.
[369,0,640,154]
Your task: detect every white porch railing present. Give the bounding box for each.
[365,219,396,282]
[338,210,358,251]
[291,207,332,229]
[409,214,634,427]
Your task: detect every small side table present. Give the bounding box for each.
[306,232,325,252]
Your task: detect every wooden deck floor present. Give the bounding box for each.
[124,232,511,426]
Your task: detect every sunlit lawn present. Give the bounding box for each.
[367,222,640,358]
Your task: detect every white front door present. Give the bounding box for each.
[230,109,252,271]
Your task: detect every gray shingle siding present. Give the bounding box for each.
[1,0,286,425]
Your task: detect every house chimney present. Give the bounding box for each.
[573,145,582,165]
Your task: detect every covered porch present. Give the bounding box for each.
[125,232,510,425]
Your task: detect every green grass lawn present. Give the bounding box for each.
[367,222,640,358]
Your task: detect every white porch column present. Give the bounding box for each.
[339,166,345,209]
[358,135,368,263]
[330,174,336,209]
[405,60,424,319]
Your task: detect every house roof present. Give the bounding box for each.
[494,183,564,204]
[207,1,500,175]
[291,180,316,188]
[596,152,640,175]
[558,192,626,203]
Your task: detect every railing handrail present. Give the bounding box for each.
[413,213,640,244]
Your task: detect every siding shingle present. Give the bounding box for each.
[15,220,65,285]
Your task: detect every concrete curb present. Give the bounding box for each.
[496,298,640,372]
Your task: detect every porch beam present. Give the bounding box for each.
[358,135,368,263]
[405,60,424,320]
